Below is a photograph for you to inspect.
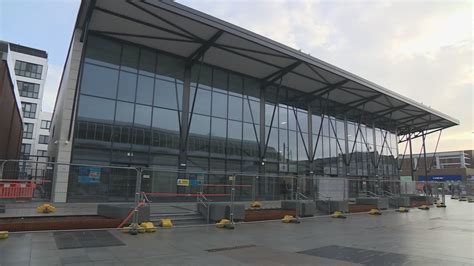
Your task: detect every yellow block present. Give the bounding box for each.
[250,201,261,208]
[397,207,409,213]
[160,219,173,228]
[282,215,296,223]
[418,205,430,210]
[216,219,231,228]
[368,209,381,215]
[0,231,8,239]
[36,203,56,213]
[140,222,156,233]
[331,211,346,218]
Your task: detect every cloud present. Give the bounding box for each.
[42,64,62,113]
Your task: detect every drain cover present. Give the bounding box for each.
[54,230,125,249]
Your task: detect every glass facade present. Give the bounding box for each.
[70,34,399,201]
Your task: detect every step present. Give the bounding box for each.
[149,212,207,226]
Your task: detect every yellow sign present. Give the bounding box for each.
[177,179,189,186]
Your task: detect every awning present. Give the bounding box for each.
[75,0,459,135]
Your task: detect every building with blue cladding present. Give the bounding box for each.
[48,0,459,202]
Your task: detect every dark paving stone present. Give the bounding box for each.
[298,245,413,266]
[54,230,125,250]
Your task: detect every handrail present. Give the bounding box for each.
[366,191,378,198]
[296,192,309,200]
[383,190,396,198]
[197,192,210,224]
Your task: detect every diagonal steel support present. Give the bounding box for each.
[261,61,301,88]
[263,78,283,158]
[186,30,224,67]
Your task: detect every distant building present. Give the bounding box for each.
[0,42,23,160]
[5,42,51,160]
[399,150,474,181]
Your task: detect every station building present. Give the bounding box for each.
[48,0,459,202]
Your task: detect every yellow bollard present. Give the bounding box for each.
[159,219,173,228]
[250,201,261,208]
[396,207,409,213]
[331,211,347,218]
[0,231,8,239]
[368,209,381,215]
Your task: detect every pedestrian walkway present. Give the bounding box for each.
[0,198,473,265]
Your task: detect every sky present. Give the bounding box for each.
[0,0,472,153]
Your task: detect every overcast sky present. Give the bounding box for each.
[1,0,472,153]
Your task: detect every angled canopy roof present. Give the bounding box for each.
[75,0,459,135]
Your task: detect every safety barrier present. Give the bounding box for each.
[0,180,36,199]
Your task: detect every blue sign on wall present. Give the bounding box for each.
[418,175,462,181]
[78,167,101,184]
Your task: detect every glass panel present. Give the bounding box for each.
[139,48,156,77]
[117,71,137,102]
[265,103,275,126]
[189,114,210,136]
[136,75,154,105]
[347,122,356,141]
[279,128,288,162]
[312,114,321,134]
[212,92,227,118]
[228,96,242,121]
[78,95,115,121]
[322,117,329,137]
[121,44,139,72]
[85,35,121,68]
[243,77,260,100]
[154,79,181,110]
[243,99,260,124]
[134,105,152,127]
[212,68,227,93]
[227,120,242,140]
[191,64,212,89]
[289,131,297,163]
[336,119,345,140]
[298,133,308,161]
[227,120,241,159]
[266,126,278,161]
[81,64,118,99]
[279,106,288,129]
[115,101,134,125]
[211,117,226,156]
[191,88,211,115]
[156,53,185,82]
[243,122,258,142]
[211,117,227,138]
[297,111,308,133]
[152,107,180,132]
[228,73,243,96]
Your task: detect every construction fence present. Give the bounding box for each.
[1,159,472,204]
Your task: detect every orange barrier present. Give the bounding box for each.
[0,181,36,199]
[117,201,146,229]
[143,192,231,197]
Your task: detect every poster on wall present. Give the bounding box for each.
[78,167,101,184]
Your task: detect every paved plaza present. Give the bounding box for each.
[0,198,473,266]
